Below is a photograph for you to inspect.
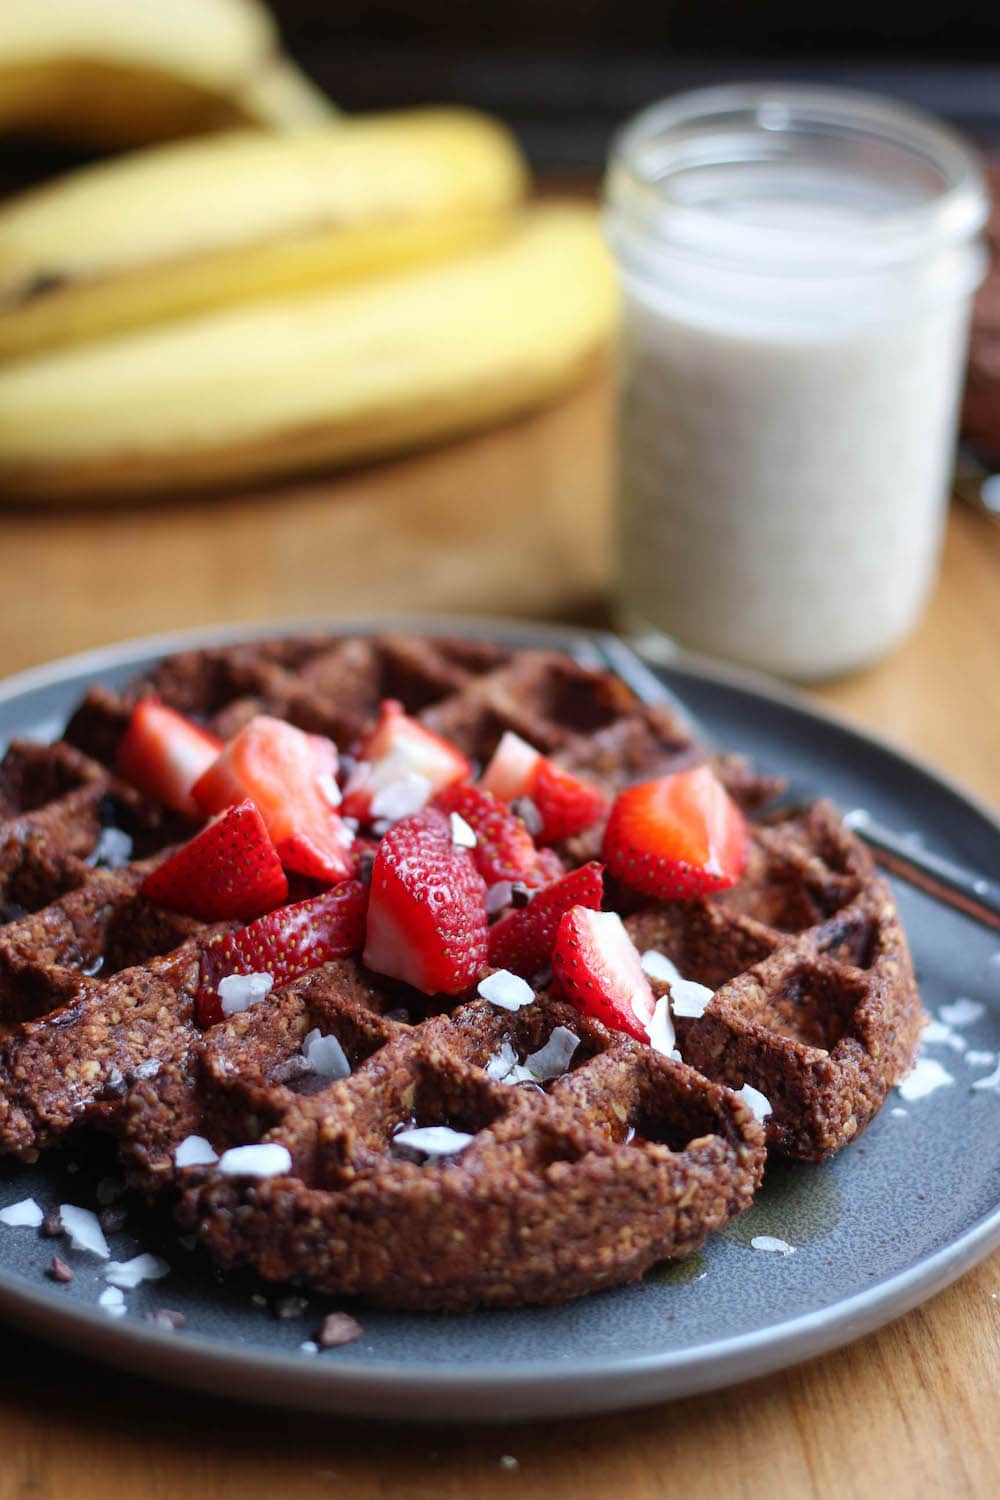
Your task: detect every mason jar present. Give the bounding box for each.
[604,84,988,680]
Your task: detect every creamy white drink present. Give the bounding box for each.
[606,88,987,680]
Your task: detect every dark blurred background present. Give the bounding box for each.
[2,0,999,189]
[272,0,1000,169]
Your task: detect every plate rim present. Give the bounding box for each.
[0,612,997,1421]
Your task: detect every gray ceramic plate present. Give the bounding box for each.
[0,617,997,1423]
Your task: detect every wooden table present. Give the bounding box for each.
[0,370,997,1499]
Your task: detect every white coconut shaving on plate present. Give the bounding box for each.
[898,1058,954,1101]
[751,1235,795,1255]
[0,1197,44,1228]
[922,1018,967,1052]
[59,1204,110,1258]
[97,1286,126,1318]
[938,997,985,1028]
[971,1059,1000,1095]
[104,1253,170,1290]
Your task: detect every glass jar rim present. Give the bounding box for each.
[606,82,988,277]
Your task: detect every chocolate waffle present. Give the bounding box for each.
[0,632,923,1310]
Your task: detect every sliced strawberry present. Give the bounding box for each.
[527,846,567,889]
[342,700,471,821]
[432,783,538,886]
[349,835,381,880]
[115,699,222,817]
[487,861,604,978]
[602,765,749,900]
[479,730,607,844]
[363,809,487,995]
[551,906,655,1043]
[528,758,609,844]
[192,716,352,884]
[197,879,367,1026]
[479,730,541,802]
[141,800,288,921]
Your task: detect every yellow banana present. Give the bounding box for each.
[0,110,528,360]
[0,204,616,501]
[0,0,332,147]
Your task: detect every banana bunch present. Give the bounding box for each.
[0,111,530,359]
[0,0,333,147]
[0,111,616,500]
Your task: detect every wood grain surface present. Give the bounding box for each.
[0,369,997,1499]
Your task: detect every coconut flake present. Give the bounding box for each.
[392,1125,474,1158]
[736,1083,773,1122]
[87,826,134,870]
[971,1059,1000,1095]
[218,1143,293,1178]
[60,1204,110,1258]
[316,772,342,808]
[104,1253,170,1290]
[648,996,676,1057]
[965,1050,996,1068]
[98,1286,126,1318]
[486,880,514,915]
[524,1026,580,1081]
[641,950,681,984]
[484,1039,516,1081]
[0,1197,44,1228]
[302,1028,351,1081]
[751,1235,795,1255]
[174,1135,219,1168]
[923,1018,968,1054]
[218,971,273,1016]
[369,773,432,822]
[939,997,985,1028]
[640,950,713,1018]
[300,1340,319,1355]
[670,979,714,1019]
[511,796,542,836]
[898,1057,954,1101]
[485,1040,535,1085]
[890,1107,908,1117]
[478,970,534,1012]
[449,812,477,848]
